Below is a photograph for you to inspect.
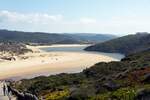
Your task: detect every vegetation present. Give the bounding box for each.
[44,89,69,100]
[12,49,150,100]
[65,33,117,43]
[0,42,32,55]
[0,29,116,44]
[85,32,150,55]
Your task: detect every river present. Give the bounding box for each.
[40,44,124,60]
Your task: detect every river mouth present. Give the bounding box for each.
[40,44,124,60]
[3,44,124,81]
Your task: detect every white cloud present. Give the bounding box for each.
[80,18,97,24]
[0,10,99,32]
[0,10,63,24]
[0,10,66,32]
[0,10,150,35]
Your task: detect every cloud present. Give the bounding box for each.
[0,10,150,35]
[0,10,100,33]
[0,10,66,32]
[80,18,97,24]
[0,10,63,24]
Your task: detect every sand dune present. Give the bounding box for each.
[0,45,119,80]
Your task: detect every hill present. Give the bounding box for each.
[85,32,150,55]
[65,33,116,43]
[54,38,83,44]
[12,49,150,100]
[0,29,74,44]
[0,29,116,44]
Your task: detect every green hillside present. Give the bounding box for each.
[85,33,150,55]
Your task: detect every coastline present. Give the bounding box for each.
[34,44,91,48]
[0,44,119,80]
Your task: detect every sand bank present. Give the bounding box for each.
[0,45,119,80]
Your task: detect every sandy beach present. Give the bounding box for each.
[0,45,119,80]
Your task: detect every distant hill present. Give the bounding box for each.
[0,29,116,44]
[85,32,150,55]
[65,33,117,43]
[55,38,83,44]
[0,30,73,44]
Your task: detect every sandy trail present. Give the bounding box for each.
[0,45,119,80]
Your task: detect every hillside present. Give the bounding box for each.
[12,49,150,100]
[0,29,116,44]
[65,33,116,43]
[54,38,83,44]
[85,33,150,55]
[0,30,74,44]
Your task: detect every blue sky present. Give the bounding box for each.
[0,0,150,35]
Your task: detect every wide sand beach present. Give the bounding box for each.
[0,44,120,80]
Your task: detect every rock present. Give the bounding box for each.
[1,56,16,61]
[99,76,108,81]
[103,80,120,91]
[115,69,130,79]
[24,93,38,100]
[8,85,38,100]
[115,73,127,79]
[143,73,150,83]
[140,67,146,70]
[135,88,150,100]
[121,57,131,61]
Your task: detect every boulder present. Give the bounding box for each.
[143,73,150,83]
[115,69,130,79]
[135,88,150,100]
[103,80,120,91]
[24,93,38,100]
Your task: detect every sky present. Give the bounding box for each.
[0,0,150,35]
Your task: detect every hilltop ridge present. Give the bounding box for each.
[0,29,116,44]
[85,32,150,55]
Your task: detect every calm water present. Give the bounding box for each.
[41,45,88,52]
[41,45,124,60]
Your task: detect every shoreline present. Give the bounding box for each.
[35,44,91,48]
[0,44,121,80]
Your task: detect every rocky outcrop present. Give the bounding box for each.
[10,86,38,100]
[135,88,150,100]
[0,56,16,61]
[103,80,120,91]
[0,42,32,55]
[142,73,150,83]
